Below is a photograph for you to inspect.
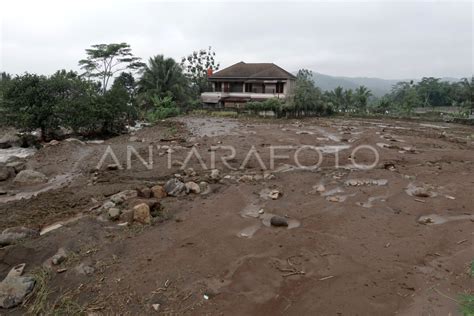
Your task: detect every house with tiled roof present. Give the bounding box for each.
[201,62,296,108]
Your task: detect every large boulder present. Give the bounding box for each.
[133,203,151,224]
[13,170,48,185]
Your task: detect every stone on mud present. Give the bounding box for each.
[108,208,121,220]
[0,266,35,308]
[163,178,186,197]
[75,263,95,276]
[119,209,134,223]
[270,216,289,227]
[210,169,220,180]
[151,185,167,199]
[0,164,15,181]
[0,227,39,247]
[133,203,151,224]
[199,182,211,195]
[110,190,138,204]
[13,170,48,184]
[51,248,68,265]
[137,187,152,199]
[0,133,21,149]
[185,181,200,194]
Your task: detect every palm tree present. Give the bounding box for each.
[354,86,372,113]
[138,55,190,109]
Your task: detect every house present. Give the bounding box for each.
[201,62,296,108]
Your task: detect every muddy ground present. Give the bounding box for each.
[0,116,473,315]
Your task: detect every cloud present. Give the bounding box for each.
[1,0,472,79]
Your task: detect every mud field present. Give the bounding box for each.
[0,116,473,315]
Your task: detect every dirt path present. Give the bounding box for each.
[0,116,472,315]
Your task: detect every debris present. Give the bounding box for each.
[151,185,167,199]
[260,188,282,200]
[108,208,121,221]
[199,182,211,195]
[0,264,35,308]
[152,303,160,312]
[457,239,468,245]
[0,226,39,247]
[52,248,68,265]
[74,263,95,276]
[163,178,186,197]
[110,190,138,204]
[133,203,151,224]
[210,169,220,180]
[185,181,201,194]
[107,164,120,170]
[13,170,48,184]
[137,187,152,199]
[40,223,63,236]
[270,216,289,227]
[344,179,388,186]
[319,275,334,281]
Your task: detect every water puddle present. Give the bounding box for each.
[418,214,474,225]
[0,147,37,163]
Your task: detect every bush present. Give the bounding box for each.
[146,96,181,121]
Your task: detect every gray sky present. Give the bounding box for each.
[1,0,472,79]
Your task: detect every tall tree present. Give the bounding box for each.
[138,55,190,109]
[181,46,220,95]
[354,86,372,113]
[78,43,144,94]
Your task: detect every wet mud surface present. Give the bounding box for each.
[0,116,472,314]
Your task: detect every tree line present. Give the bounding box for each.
[0,42,472,139]
[0,43,219,139]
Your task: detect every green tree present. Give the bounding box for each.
[138,55,190,110]
[181,46,220,96]
[354,85,372,113]
[79,43,144,94]
[288,69,328,117]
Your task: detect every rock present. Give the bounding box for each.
[184,168,196,176]
[137,187,152,199]
[0,264,35,308]
[51,248,67,265]
[74,263,95,276]
[0,227,39,247]
[199,182,211,195]
[163,178,186,197]
[119,209,134,223]
[110,190,138,204]
[64,138,85,145]
[185,181,200,194]
[13,170,48,184]
[270,216,288,227]
[0,165,15,181]
[133,203,151,224]
[108,208,121,220]
[129,136,138,142]
[107,164,120,170]
[260,188,282,200]
[210,169,220,180]
[48,139,60,146]
[151,185,167,199]
[152,303,161,312]
[0,133,21,149]
[5,160,26,173]
[98,201,116,214]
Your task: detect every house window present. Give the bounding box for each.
[276,82,284,94]
[215,82,222,92]
[245,83,253,92]
[223,83,230,93]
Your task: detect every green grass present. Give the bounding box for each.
[460,294,474,316]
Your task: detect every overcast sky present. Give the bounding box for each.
[0,0,472,79]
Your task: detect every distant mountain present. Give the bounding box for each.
[309,72,461,97]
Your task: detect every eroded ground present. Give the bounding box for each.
[0,116,473,315]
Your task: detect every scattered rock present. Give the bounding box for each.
[119,209,134,223]
[137,187,152,199]
[13,170,48,184]
[0,264,35,308]
[185,181,200,194]
[51,248,68,265]
[270,216,289,227]
[107,164,120,171]
[151,185,167,199]
[210,169,220,180]
[98,201,116,213]
[133,203,151,224]
[260,188,282,200]
[0,165,15,181]
[184,168,196,176]
[5,159,26,173]
[163,178,186,197]
[64,138,85,146]
[0,227,39,247]
[199,182,211,195]
[48,139,60,146]
[74,263,95,276]
[129,136,138,142]
[108,208,121,220]
[152,303,160,312]
[0,133,21,149]
[110,190,138,204]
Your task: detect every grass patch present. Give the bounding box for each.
[24,268,85,315]
[460,294,474,316]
